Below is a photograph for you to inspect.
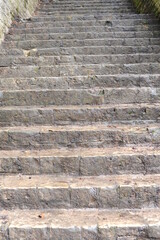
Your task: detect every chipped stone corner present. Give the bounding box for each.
[0,0,39,43]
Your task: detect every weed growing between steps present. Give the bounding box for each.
[133,0,160,18]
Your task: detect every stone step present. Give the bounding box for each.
[35,11,134,17]
[41,0,132,2]
[40,0,133,4]
[30,13,157,22]
[1,208,160,239]
[39,4,133,11]
[0,75,159,90]
[41,1,133,4]
[37,7,134,13]
[0,146,159,175]
[3,38,160,50]
[9,24,160,34]
[42,2,131,6]
[1,45,160,57]
[12,18,160,30]
[0,63,159,78]
[41,0,132,3]
[1,54,159,67]
[0,174,160,209]
[39,2,133,7]
[0,124,159,150]
[35,8,134,15]
[6,30,160,41]
[40,1,133,6]
[12,16,158,29]
[0,103,159,127]
[38,7,134,13]
[0,88,160,106]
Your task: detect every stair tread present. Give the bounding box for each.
[1,208,160,229]
[0,145,159,158]
[0,123,159,132]
[1,73,159,78]
[1,86,160,92]
[1,174,160,189]
[5,37,160,42]
[10,24,160,33]
[0,102,159,110]
[0,62,159,68]
[1,45,160,57]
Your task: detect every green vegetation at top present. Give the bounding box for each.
[133,0,160,18]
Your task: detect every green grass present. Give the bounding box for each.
[132,0,160,18]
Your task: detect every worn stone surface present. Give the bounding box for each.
[0,124,159,150]
[0,146,160,175]
[0,209,160,239]
[0,103,159,127]
[0,146,159,175]
[0,75,160,90]
[0,0,160,238]
[0,174,160,209]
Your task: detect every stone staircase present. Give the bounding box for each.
[0,0,160,239]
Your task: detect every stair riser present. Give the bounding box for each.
[0,64,159,78]
[5,225,160,240]
[6,31,160,41]
[41,0,135,2]
[0,75,159,90]
[36,9,134,14]
[0,185,159,209]
[1,154,160,175]
[41,0,133,2]
[1,46,159,57]
[4,38,160,49]
[45,0,131,1]
[37,46,159,55]
[36,9,135,15]
[1,54,159,67]
[37,11,133,16]
[26,46,160,56]
[42,0,131,1]
[30,14,157,22]
[0,106,159,127]
[40,3,133,8]
[9,25,160,34]
[18,20,159,29]
[0,129,159,150]
[1,88,160,106]
[39,5,134,11]
[38,4,134,9]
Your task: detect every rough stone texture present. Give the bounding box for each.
[0,0,160,238]
[0,0,39,42]
[0,174,160,209]
[1,209,160,239]
[0,146,160,175]
[0,103,159,127]
[0,124,159,150]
